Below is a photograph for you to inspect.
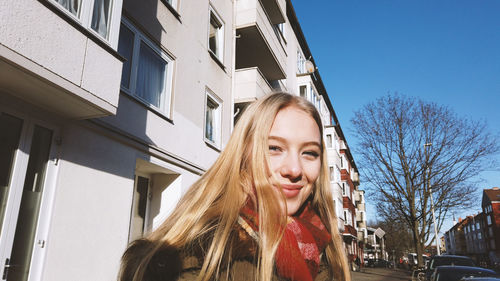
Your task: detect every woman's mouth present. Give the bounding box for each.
[280,184,302,198]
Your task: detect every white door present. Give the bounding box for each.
[0,109,59,281]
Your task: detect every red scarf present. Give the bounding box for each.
[239,201,331,281]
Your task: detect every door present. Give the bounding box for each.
[0,109,59,281]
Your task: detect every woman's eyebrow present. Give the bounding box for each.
[268,136,321,148]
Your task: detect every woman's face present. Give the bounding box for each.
[268,106,322,216]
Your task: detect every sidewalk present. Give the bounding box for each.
[352,267,411,281]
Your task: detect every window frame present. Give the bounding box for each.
[48,0,122,48]
[326,134,333,148]
[297,49,306,74]
[208,6,225,64]
[118,18,174,118]
[204,88,222,149]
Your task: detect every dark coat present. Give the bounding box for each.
[122,224,332,281]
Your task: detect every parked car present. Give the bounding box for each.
[377,259,395,268]
[425,255,475,280]
[366,259,394,268]
[408,253,431,270]
[429,265,498,281]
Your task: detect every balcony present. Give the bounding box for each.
[261,0,286,25]
[236,0,287,81]
[352,171,360,184]
[343,225,357,240]
[234,67,272,103]
[0,1,121,119]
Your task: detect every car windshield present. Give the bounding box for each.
[430,257,474,269]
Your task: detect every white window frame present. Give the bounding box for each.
[297,49,306,74]
[329,166,334,182]
[208,6,224,63]
[326,134,332,148]
[276,23,286,42]
[335,165,341,183]
[119,18,174,118]
[204,89,222,148]
[48,0,122,47]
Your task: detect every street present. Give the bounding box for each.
[352,267,411,281]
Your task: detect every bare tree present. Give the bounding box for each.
[372,205,414,260]
[351,94,498,266]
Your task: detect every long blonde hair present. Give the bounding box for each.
[119,92,350,281]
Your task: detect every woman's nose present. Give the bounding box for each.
[280,152,303,180]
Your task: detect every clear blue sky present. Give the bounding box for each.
[291,0,500,234]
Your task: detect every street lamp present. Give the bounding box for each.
[424,143,440,255]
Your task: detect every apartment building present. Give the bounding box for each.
[463,213,487,264]
[444,217,470,255]
[354,188,367,263]
[0,0,360,280]
[339,138,361,262]
[325,125,345,234]
[482,187,500,265]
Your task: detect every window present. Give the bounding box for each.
[273,23,286,45]
[297,50,306,74]
[487,215,492,225]
[208,7,224,62]
[205,90,222,147]
[118,19,174,117]
[326,134,332,148]
[329,166,334,182]
[299,85,307,98]
[51,0,116,41]
[342,182,347,196]
[340,155,344,168]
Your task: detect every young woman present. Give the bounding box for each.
[119,92,350,281]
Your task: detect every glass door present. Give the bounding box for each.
[0,110,58,281]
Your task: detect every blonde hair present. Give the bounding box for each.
[119,92,350,281]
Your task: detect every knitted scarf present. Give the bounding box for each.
[238,201,331,281]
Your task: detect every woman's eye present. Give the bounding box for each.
[269,145,282,152]
[303,151,319,158]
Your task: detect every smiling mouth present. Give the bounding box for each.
[280,184,302,198]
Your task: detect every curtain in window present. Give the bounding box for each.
[209,16,219,55]
[205,104,214,141]
[55,0,81,16]
[136,42,166,109]
[117,24,134,89]
[91,0,111,38]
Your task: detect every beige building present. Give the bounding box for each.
[0,0,361,280]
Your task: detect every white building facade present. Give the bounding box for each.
[0,0,362,280]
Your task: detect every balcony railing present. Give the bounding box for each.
[236,0,287,81]
[234,67,272,103]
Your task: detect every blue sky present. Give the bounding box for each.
[291,0,500,234]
